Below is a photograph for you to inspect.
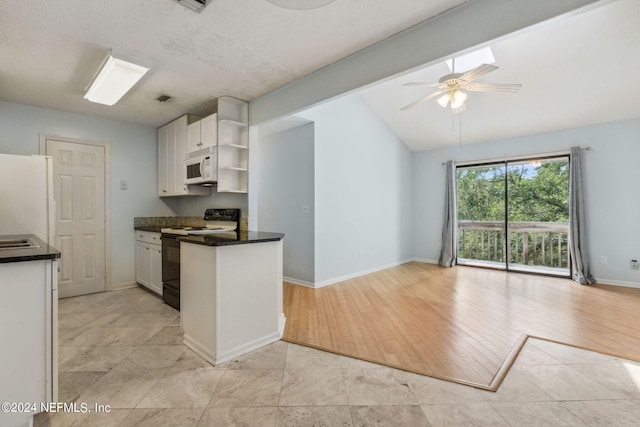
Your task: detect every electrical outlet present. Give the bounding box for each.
[631,259,639,271]
[302,205,309,214]
[120,180,127,190]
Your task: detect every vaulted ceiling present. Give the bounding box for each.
[358,0,640,151]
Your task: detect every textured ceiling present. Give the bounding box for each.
[358,0,640,151]
[0,0,466,127]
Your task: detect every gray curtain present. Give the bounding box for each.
[439,161,457,267]
[569,146,594,284]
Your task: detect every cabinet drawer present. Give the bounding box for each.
[135,231,161,245]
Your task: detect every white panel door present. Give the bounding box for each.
[46,139,106,298]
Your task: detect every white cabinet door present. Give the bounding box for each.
[135,241,151,287]
[150,245,163,295]
[158,115,209,197]
[158,125,169,196]
[200,113,218,149]
[187,121,201,154]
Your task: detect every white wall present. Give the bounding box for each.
[413,118,640,286]
[0,100,179,287]
[257,123,315,284]
[298,95,414,285]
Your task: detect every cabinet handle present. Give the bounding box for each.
[162,190,167,193]
[146,247,149,251]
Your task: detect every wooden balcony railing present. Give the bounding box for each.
[458,220,569,268]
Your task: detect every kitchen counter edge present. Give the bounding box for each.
[0,234,61,264]
[177,231,284,247]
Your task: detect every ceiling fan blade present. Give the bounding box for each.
[402,82,440,87]
[459,63,498,82]
[466,82,522,93]
[400,91,445,110]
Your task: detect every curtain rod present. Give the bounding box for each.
[441,146,591,166]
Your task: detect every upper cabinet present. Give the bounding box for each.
[217,97,248,193]
[158,115,210,197]
[187,113,218,153]
[184,97,249,194]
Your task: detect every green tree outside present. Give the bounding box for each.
[456,158,569,268]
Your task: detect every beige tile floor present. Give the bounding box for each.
[34,286,640,427]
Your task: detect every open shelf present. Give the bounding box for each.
[218,143,247,150]
[219,119,247,128]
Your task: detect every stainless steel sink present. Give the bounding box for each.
[0,238,40,250]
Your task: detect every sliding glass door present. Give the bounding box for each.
[456,156,570,277]
[456,164,507,269]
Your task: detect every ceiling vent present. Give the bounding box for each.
[175,0,209,13]
[156,94,172,103]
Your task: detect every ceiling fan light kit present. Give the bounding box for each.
[402,62,521,113]
[266,0,336,10]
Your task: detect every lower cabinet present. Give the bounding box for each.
[135,231,162,295]
[0,259,58,427]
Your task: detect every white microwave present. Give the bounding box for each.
[185,147,217,186]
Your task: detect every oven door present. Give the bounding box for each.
[161,234,180,288]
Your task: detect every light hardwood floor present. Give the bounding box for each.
[282,262,640,390]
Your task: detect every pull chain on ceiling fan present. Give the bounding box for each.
[401,58,522,114]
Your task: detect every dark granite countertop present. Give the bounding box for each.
[177,231,284,247]
[0,234,61,264]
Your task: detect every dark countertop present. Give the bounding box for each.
[0,234,61,264]
[177,231,284,247]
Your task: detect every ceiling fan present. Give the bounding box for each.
[401,60,522,113]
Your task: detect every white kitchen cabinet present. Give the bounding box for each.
[158,115,209,197]
[135,231,162,295]
[187,113,218,153]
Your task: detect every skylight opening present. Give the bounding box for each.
[446,46,495,73]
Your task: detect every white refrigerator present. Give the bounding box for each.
[0,153,54,242]
[0,153,58,427]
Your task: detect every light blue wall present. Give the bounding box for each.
[298,95,414,284]
[176,193,248,218]
[0,100,179,286]
[257,124,315,283]
[413,118,640,286]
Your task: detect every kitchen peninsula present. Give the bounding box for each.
[178,231,285,365]
[0,235,60,427]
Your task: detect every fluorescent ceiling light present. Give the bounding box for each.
[446,47,495,73]
[266,0,336,10]
[84,50,149,106]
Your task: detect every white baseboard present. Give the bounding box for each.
[110,281,137,291]
[215,331,283,365]
[283,276,315,288]
[289,258,414,289]
[594,277,640,289]
[412,258,439,264]
[183,334,216,366]
[278,314,287,337]
[184,331,284,366]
